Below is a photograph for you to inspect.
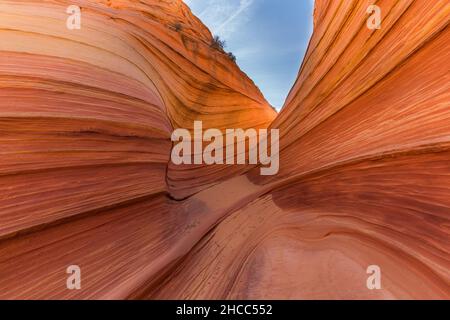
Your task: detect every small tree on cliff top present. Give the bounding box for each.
[227,52,237,62]
[211,35,236,63]
[211,35,226,50]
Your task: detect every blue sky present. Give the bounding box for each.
[183,0,314,110]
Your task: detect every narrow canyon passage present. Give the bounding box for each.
[0,0,448,299]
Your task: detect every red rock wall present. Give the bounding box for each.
[151,0,450,299]
[0,0,448,299]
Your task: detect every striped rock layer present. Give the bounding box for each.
[0,0,448,299]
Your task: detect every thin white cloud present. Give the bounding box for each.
[190,0,254,38]
[215,0,254,35]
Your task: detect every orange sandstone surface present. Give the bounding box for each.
[0,0,449,299]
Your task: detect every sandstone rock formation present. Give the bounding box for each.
[0,0,448,299]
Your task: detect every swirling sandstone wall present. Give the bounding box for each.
[0,0,448,299]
